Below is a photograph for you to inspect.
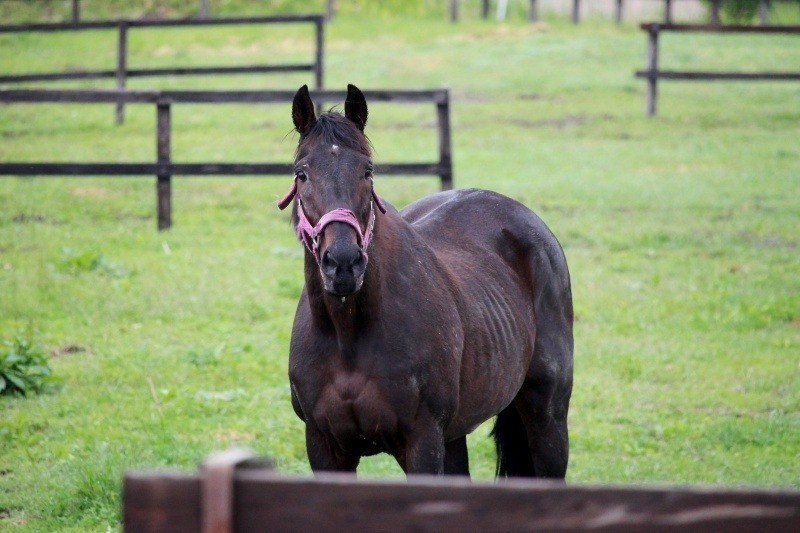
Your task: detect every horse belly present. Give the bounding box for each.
[451,281,535,437]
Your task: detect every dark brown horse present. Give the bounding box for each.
[279,84,573,478]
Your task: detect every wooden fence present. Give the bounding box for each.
[0,15,325,124]
[635,22,800,116]
[617,0,774,25]
[5,0,330,22]
[123,449,800,532]
[0,88,453,230]
[448,0,777,25]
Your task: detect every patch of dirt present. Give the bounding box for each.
[2,131,29,139]
[737,231,798,250]
[789,317,800,329]
[728,264,745,275]
[50,345,87,358]
[517,93,564,103]
[71,187,109,197]
[116,212,151,222]
[454,91,491,104]
[510,114,613,129]
[381,120,437,131]
[12,213,62,225]
[536,204,579,215]
[251,121,277,130]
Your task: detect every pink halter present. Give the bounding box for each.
[277,179,387,263]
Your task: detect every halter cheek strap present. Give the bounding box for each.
[277,178,386,263]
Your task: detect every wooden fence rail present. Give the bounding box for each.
[635,22,800,116]
[123,450,800,532]
[0,15,325,124]
[0,0,211,22]
[448,0,777,25]
[616,0,774,25]
[0,88,453,231]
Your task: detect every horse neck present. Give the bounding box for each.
[303,212,401,351]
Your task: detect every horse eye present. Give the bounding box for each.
[295,170,307,182]
[364,169,373,180]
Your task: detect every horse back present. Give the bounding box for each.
[401,188,571,297]
[401,188,573,437]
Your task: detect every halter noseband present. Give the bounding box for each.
[277,178,387,263]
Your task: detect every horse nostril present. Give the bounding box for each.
[351,251,366,271]
[322,250,339,273]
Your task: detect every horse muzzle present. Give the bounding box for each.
[319,239,367,296]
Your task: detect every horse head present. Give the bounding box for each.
[278,84,386,297]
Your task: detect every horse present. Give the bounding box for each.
[278,84,573,478]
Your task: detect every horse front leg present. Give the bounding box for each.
[305,423,359,473]
[400,410,446,475]
[444,436,470,476]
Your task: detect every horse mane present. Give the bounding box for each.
[297,112,372,158]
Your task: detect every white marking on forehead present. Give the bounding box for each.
[331,144,340,155]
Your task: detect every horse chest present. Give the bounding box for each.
[310,369,403,444]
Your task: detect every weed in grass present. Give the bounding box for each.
[187,342,226,367]
[52,248,131,279]
[0,329,54,396]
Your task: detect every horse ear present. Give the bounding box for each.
[292,85,316,135]
[345,84,368,131]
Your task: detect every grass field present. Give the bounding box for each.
[1,4,799,531]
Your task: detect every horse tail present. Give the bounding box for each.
[491,404,535,477]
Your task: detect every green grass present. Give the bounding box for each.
[2,7,800,532]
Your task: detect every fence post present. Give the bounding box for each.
[710,0,721,25]
[156,101,172,231]
[496,0,508,20]
[529,0,538,23]
[436,92,453,191]
[450,0,459,22]
[314,17,324,90]
[572,0,580,24]
[645,24,660,117]
[326,0,336,22]
[201,450,256,533]
[481,0,490,19]
[615,0,623,24]
[71,0,80,23]
[115,21,128,125]
[664,0,673,24]
[758,0,769,25]
[314,16,324,116]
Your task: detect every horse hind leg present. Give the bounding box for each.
[493,331,572,479]
[515,328,573,478]
[515,236,574,478]
[491,404,535,477]
[513,379,570,478]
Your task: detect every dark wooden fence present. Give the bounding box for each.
[0,0,338,23]
[616,0,775,25]
[0,15,325,124]
[635,22,800,116]
[448,0,556,23]
[0,88,453,230]
[448,0,777,25]
[124,449,800,532]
